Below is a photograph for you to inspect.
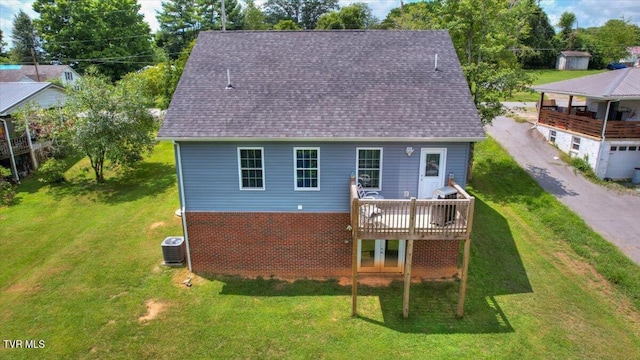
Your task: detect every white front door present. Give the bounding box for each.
[418,148,447,198]
[358,240,405,273]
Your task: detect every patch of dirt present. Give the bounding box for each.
[4,282,42,294]
[138,299,166,323]
[150,221,165,230]
[171,268,206,288]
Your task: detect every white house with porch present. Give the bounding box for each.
[532,68,640,180]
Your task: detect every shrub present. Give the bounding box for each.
[0,181,17,206]
[37,158,67,183]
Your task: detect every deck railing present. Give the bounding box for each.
[539,109,640,139]
[0,135,31,160]
[350,181,474,241]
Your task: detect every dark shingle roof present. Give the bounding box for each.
[159,30,484,141]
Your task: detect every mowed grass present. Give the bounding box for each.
[508,69,608,102]
[1,140,639,359]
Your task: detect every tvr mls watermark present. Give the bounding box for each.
[3,339,46,349]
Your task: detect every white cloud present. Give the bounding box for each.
[541,0,640,29]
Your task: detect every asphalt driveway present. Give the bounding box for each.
[486,115,640,264]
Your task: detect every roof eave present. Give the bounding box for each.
[157,136,487,143]
[532,88,640,101]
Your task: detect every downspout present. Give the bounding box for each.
[595,100,612,179]
[175,141,192,272]
[0,118,19,183]
[535,92,544,127]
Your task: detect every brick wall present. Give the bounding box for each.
[185,212,461,279]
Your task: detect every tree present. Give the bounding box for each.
[273,19,301,30]
[316,12,344,29]
[380,1,442,30]
[243,0,270,30]
[10,10,43,64]
[381,0,533,125]
[33,0,154,81]
[316,3,378,30]
[557,11,577,49]
[517,0,557,69]
[155,0,200,59]
[264,0,338,29]
[198,0,244,30]
[0,29,9,62]
[594,19,640,63]
[19,69,160,183]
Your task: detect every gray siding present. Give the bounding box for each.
[179,142,470,212]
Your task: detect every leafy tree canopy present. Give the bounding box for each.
[382,0,533,125]
[17,68,160,183]
[273,19,301,30]
[594,18,640,63]
[10,10,43,64]
[243,0,270,30]
[264,0,338,29]
[316,3,378,30]
[33,0,154,81]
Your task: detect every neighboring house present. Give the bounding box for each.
[620,46,640,67]
[0,64,81,87]
[533,68,640,180]
[0,82,66,181]
[158,31,485,294]
[556,51,592,70]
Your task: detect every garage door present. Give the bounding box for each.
[605,145,640,179]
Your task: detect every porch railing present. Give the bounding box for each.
[539,109,640,139]
[350,181,474,241]
[0,135,32,159]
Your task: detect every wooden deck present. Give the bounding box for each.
[539,109,640,139]
[0,135,31,160]
[349,179,475,318]
[350,183,474,241]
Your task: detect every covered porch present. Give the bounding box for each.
[349,178,475,318]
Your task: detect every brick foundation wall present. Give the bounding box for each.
[185,212,461,280]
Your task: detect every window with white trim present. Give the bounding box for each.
[549,130,557,144]
[571,137,580,151]
[294,147,319,190]
[357,148,382,190]
[238,147,265,190]
[64,72,73,81]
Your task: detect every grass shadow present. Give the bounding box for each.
[44,161,176,204]
[213,198,531,335]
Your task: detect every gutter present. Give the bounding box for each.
[175,142,192,272]
[156,136,488,143]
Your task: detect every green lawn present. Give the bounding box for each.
[508,69,608,102]
[1,140,639,359]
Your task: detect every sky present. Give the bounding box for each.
[1,0,639,50]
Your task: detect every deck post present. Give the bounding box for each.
[351,182,359,317]
[457,197,475,317]
[403,197,417,318]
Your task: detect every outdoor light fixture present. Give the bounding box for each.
[405,147,414,156]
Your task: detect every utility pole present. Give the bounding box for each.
[31,47,41,82]
[221,0,227,31]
